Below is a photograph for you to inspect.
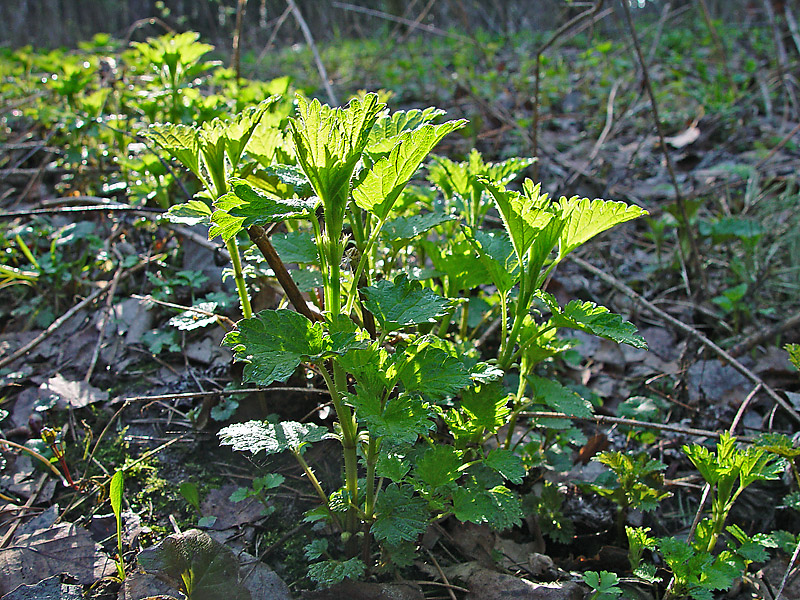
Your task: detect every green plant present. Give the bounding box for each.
[591,451,671,541]
[110,469,126,580]
[136,91,649,585]
[583,570,622,600]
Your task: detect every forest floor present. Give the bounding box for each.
[1,7,800,600]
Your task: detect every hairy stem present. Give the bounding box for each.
[225,238,252,319]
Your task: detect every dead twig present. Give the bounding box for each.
[424,547,458,600]
[286,0,338,106]
[729,310,800,358]
[620,0,706,298]
[83,266,123,382]
[132,293,238,330]
[0,256,161,370]
[123,386,329,404]
[331,1,470,43]
[0,473,49,548]
[518,411,755,443]
[571,255,800,425]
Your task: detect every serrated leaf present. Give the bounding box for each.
[137,528,251,600]
[527,375,593,418]
[307,557,366,587]
[463,226,519,294]
[371,483,429,545]
[223,309,361,386]
[224,178,316,229]
[271,230,319,264]
[349,391,434,445]
[486,485,523,530]
[469,362,504,384]
[164,200,212,226]
[484,449,525,484]
[261,164,313,197]
[145,123,201,178]
[361,273,449,330]
[367,106,446,153]
[289,93,383,230]
[208,190,246,241]
[414,446,463,490]
[538,291,647,349]
[786,344,800,372]
[376,449,411,482]
[352,120,466,219]
[168,302,219,331]
[382,212,457,241]
[223,96,280,168]
[218,420,330,456]
[480,178,557,265]
[222,309,322,385]
[558,196,647,257]
[452,484,497,524]
[290,269,322,292]
[395,340,472,399]
[422,232,490,292]
[304,539,328,561]
[245,121,287,168]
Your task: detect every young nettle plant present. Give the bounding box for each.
[144,92,649,584]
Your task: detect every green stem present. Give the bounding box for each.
[292,449,341,530]
[226,238,252,319]
[504,357,530,449]
[344,217,386,315]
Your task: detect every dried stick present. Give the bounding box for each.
[531,1,609,180]
[729,310,800,358]
[286,0,338,106]
[247,224,321,322]
[620,0,706,298]
[0,257,158,370]
[0,473,49,548]
[695,0,735,92]
[132,294,237,330]
[254,4,292,67]
[124,386,329,404]
[566,78,620,186]
[232,0,248,83]
[83,266,123,382]
[571,255,800,425]
[331,1,470,42]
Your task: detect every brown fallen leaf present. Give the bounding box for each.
[0,522,116,595]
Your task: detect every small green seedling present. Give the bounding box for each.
[583,570,622,600]
[110,469,125,580]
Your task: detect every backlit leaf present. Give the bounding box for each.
[144,123,201,178]
[484,449,525,484]
[361,273,450,330]
[218,420,330,456]
[558,196,647,257]
[527,375,593,418]
[382,212,457,241]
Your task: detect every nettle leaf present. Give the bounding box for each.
[558,196,647,257]
[164,200,212,226]
[372,483,429,545]
[223,309,360,386]
[224,178,317,229]
[261,164,313,197]
[218,420,330,456]
[145,123,201,178]
[538,291,647,349]
[481,178,556,264]
[291,269,322,292]
[223,309,320,385]
[463,226,519,294]
[168,301,219,331]
[446,383,511,444]
[423,233,490,292]
[307,557,366,587]
[289,93,383,222]
[486,485,523,530]
[271,230,319,264]
[484,449,525,484]
[361,273,450,330]
[209,190,246,242]
[527,375,593,418]
[349,391,434,445]
[367,107,446,154]
[223,96,278,168]
[395,339,472,399]
[137,528,251,600]
[786,343,800,372]
[414,446,463,490]
[245,121,288,168]
[376,449,412,482]
[352,120,466,219]
[469,362,504,384]
[382,212,457,241]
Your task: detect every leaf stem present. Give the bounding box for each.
[225,238,252,319]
